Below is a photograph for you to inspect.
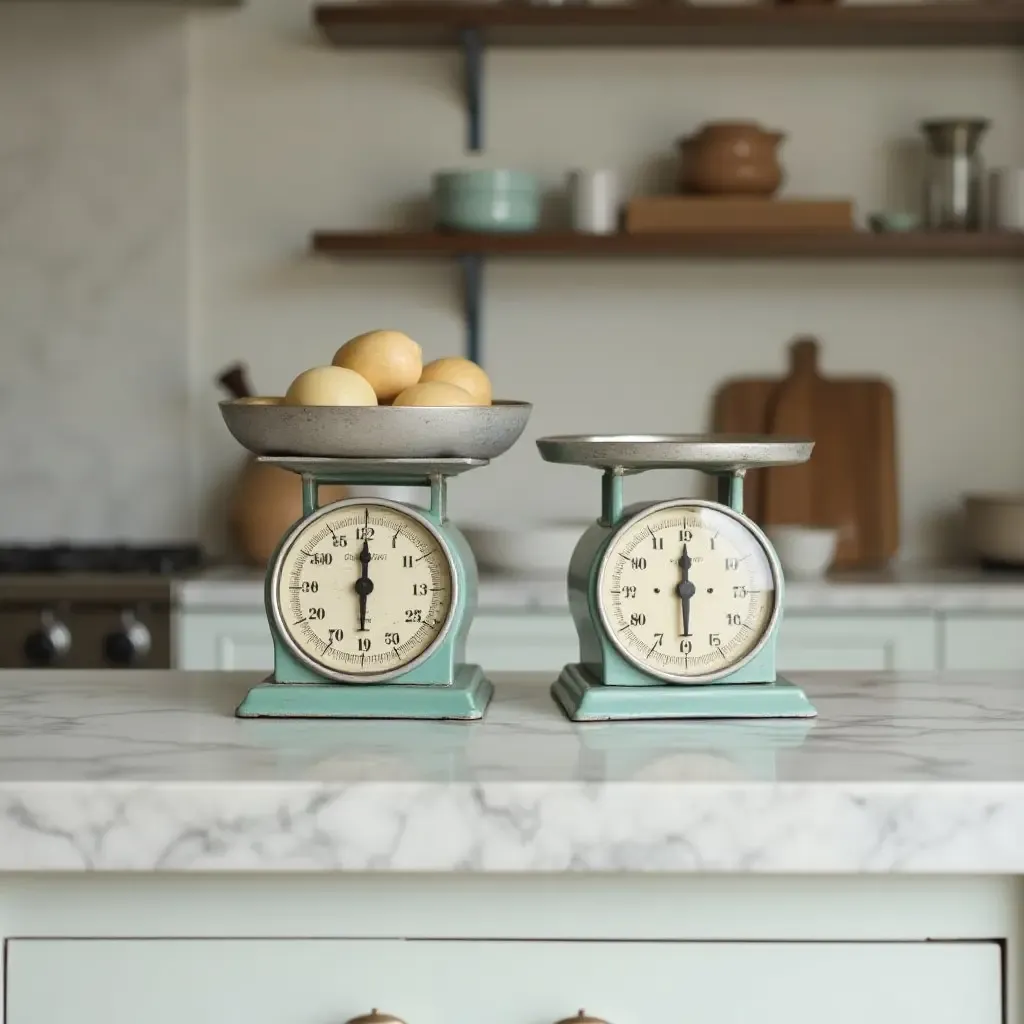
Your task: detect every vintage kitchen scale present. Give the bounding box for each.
[220,398,531,720]
[536,434,818,722]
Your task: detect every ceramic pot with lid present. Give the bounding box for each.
[678,121,786,196]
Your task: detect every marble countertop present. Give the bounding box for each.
[3,669,1024,873]
[175,565,1024,613]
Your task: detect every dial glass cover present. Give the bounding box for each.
[273,501,455,681]
[597,502,778,682]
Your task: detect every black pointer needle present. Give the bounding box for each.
[354,509,374,632]
[677,544,696,638]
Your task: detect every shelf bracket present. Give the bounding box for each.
[460,27,484,152]
[458,253,484,366]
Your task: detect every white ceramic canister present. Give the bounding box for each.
[989,167,1024,230]
[567,169,620,234]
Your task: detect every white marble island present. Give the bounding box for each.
[0,670,1020,1024]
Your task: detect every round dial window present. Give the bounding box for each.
[271,500,456,683]
[596,500,779,683]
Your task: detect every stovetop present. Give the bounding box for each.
[0,544,204,576]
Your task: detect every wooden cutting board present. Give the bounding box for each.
[712,336,899,570]
[710,376,778,524]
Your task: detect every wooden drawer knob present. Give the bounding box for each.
[345,1010,407,1024]
[554,1010,611,1024]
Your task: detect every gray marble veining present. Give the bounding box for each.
[1,670,1024,873]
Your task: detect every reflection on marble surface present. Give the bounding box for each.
[2,670,1024,872]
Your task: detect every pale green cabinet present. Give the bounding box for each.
[777,613,938,671]
[174,611,272,670]
[176,584,1024,674]
[467,612,577,671]
[174,607,948,673]
[941,614,1024,670]
[6,936,1000,1024]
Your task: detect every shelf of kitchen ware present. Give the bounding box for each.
[314,2,1024,149]
[311,230,1024,362]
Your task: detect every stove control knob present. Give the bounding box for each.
[23,613,72,667]
[104,614,152,667]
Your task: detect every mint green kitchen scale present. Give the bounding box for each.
[238,457,495,720]
[219,396,532,721]
[536,435,818,723]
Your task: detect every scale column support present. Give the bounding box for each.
[460,27,484,152]
[301,475,319,517]
[458,253,484,365]
[600,468,626,527]
[717,470,745,514]
[429,473,448,524]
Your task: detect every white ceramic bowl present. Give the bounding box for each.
[765,525,838,581]
[964,493,1024,566]
[461,520,592,578]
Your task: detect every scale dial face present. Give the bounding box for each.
[270,500,457,683]
[596,499,780,684]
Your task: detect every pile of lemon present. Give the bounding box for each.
[282,330,492,408]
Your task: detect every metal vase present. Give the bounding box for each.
[920,118,990,231]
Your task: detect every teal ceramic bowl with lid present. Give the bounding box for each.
[433,168,540,232]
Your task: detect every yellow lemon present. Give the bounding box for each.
[332,329,422,403]
[283,366,377,406]
[419,357,492,406]
[392,381,475,407]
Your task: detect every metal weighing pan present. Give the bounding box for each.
[221,400,532,460]
[259,456,487,479]
[536,434,813,472]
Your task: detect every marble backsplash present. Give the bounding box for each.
[0,5,190,542]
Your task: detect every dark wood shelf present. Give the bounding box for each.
[311,229,1024,362]
[312,230,1024,259]
[314,3,1024,48]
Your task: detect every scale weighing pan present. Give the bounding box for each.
[537,434,813,472]
[221,399,532,459]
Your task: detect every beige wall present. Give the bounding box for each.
[0,6,189,542]
[189,0,1024,562]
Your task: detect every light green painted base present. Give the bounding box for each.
[552,664,817,722]
[236,664,493,720]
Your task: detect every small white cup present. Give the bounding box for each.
[990,168,1024,230]
[567,169,619,234]
[765,525,838,581]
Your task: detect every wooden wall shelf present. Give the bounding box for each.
[314,3,1024,49]
[314,3,1024,150]
[311,230,1024,361]
[313,230,1024,259]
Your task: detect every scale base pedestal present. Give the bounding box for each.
[236,664,493,721]
[552,664,817,722]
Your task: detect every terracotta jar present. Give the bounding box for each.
[229,460,346,567]
[678,121,786,197]
[217,362,347,566]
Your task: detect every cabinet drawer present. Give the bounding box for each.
[466,612,576,672]
[7,937,1000,1024]
[942,613,1024,670]
[173,611,273,671]
[777,613,938,671]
